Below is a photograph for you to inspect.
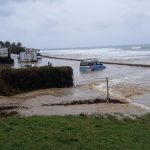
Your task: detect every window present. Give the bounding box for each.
[88,62,93,66]
[80,61,88,66]
[93,61,97,65]
[96,61,101,65]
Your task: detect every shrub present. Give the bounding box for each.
[0,57,14,64]
[0,66,73,96]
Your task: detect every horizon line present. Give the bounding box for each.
[40,43,150,50]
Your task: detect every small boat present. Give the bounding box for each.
[80,59,105,71]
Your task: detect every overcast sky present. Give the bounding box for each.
[0,0,150,48]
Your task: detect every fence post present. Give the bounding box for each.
[106,77,110,102]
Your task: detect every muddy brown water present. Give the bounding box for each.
[0,55,150,116]
[0,86,149,117]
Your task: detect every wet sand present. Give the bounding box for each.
[0,86,149,117]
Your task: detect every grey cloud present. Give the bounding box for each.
[122,13,150,28]
[0,0,25,4]
[0,8,14,17]
[0,0,63,4]
[0,0,150,48]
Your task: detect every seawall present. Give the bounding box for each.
[42,55,150,68]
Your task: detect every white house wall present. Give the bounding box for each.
[0,48,8,57]
[19,51,38,62]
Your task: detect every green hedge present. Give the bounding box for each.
[0,66,73,96]
[0,57,14,64]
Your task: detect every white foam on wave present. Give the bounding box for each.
[112,69,150,85]
[131,46,141,50]
[41,48,125,58]
[41,47,150,64]
[94,82,150,111]
[93,82,125,99]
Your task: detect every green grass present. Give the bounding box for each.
[0,115,150,150]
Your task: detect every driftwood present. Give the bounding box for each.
[42,98,128,107]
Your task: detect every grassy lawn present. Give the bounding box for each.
[0,115,150,150]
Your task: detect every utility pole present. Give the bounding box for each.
[106,77,110,102]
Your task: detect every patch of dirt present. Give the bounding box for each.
[0,86,149,117]
[0,111,18,118]
[0,103,28,118]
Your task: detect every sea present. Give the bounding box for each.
[41,44,150,64]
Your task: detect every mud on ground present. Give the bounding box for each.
[0,86,149,117]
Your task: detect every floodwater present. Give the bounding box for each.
[131,93,150,109]
[0,53,150,116]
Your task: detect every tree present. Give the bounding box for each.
[11,42,16,48]
[0,41,5,48]
[17,42,22,47]
[5,41,11,48]
[0,40,25,54]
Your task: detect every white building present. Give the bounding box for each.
[0,47,9,58]
[19,50,38,62]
